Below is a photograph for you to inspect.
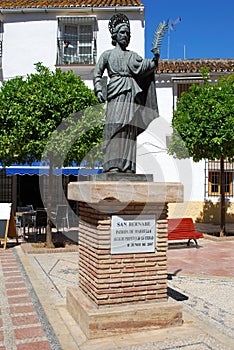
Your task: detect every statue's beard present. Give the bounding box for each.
[118,39,128,48]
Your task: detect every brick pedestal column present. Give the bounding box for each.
[67,181,183,338]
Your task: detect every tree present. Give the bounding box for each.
[0,63,104,245]
[168,69,234,236]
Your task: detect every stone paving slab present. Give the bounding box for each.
[168,239,234,277]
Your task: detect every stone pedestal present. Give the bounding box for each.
[67,180,183,339]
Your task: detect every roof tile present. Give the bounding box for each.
[157,59,234,74]
[0,0,143,9]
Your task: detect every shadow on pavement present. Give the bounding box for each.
[168,287,189,301]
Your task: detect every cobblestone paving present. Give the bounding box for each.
[117,334,229,350]
[168,276,234,339]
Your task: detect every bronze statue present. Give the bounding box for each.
[93,13,159,173]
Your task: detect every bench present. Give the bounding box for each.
[168,218,203,247]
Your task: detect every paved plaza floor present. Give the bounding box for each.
[0,235,233,349]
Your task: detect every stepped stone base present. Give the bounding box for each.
[67,286,183,339]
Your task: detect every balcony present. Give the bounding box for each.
[57,38,96,64]
[56,39,96,78]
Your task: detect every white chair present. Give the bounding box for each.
[52,205,69,232]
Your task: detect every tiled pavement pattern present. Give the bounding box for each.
[0,248,61,350]
[168,239,234,277]
[0,238,234,349]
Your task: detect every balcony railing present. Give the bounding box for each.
[57,39,96,65]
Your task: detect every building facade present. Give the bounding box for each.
[140,59,234,223]
[0,0,145,85]
[0,0,145,212]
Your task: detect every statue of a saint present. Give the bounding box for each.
[93,13,159,173]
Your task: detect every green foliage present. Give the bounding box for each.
[168,72,234,162]
[46,104,104,167]
[0,62,104,167]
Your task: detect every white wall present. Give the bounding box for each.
[96,19,113,57]
[127,19,145,57]
[3,19,57,79]
[156,84,173,124]
[97,19,145,56]
[137,83,206,202]
[2,11,145,80]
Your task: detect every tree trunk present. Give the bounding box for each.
[220,156,226,237]
[46,152,55,247]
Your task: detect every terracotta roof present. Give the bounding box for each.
[0,0,143,9]
[157,59,234,74]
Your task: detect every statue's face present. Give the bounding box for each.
[116,25,130,48]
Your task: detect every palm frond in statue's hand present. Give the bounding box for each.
[151,20,168,56]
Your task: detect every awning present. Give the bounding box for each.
[0,162,102,176]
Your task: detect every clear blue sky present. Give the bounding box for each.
[142,0,234,59]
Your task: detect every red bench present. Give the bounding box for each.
[168,218,203,247]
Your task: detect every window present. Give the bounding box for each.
[172,78,203,110]
[57,17,97,65]
[206,160,233,197]
[209,171,219,195]
[208,171,233,196]
[177,83,193,99]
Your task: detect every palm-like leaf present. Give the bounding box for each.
[151,21,168,54]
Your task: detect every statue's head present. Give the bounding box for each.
[109,13,131,47]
